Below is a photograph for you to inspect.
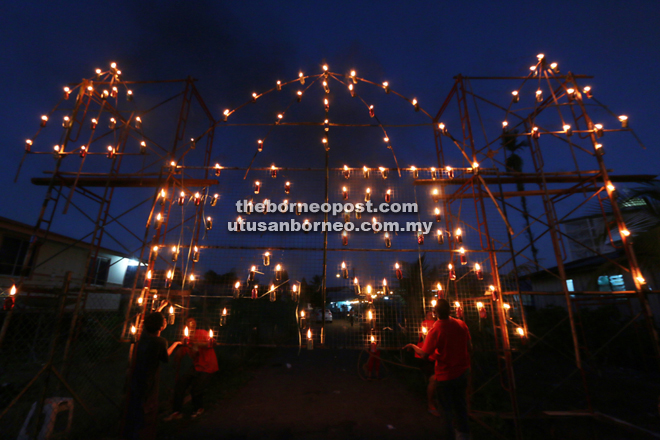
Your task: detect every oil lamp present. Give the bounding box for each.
[341,262,348,279]
[395,263,402,280]
[183,326,190,346]
[448,263,456,280]
[475,263,483,280]
[455,301,463,319]
[459,247,467,265]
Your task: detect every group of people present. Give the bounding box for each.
[122,299,471,440]
[123,303,218,440]
[405,299,472,440]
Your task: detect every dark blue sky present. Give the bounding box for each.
[1,0,659,278]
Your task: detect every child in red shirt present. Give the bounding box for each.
[165,318,219,420]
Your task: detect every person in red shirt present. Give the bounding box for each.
[165,317,219,420]
[405,299,471,440]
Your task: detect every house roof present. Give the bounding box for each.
[0,215,133,259]
[522,249,625,279]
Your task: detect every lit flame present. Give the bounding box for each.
[184,326,189,337]
[10,285,16,296]
[370,335,375,343]
[475,263,481,271]
[169,306,174,314]
[341,262,346,269]
[503,303,511,310]
[636,276,646,283]
[366,285,372,294]
[489,285,496,291]
[454,301,460,308]
[167,270,172,280]
[436,283,442,291]
[435,207,440,215]
[190,274,195,281]
[368,310,373,320]
[459,247,465,255]
[422,326,428,335]
[147,270,152,280]
[448,263,453,270]
[209,329,214,338]
[293,285,298,292]
[234,281,240,289]
[383,278,387,286]
[622,229,631,237]
[301,310,305,318]
[354,277,359,285]
[517,327,524,336]
[432,189,439,195]
[307,328,312,339]
[138,297,143,304]
[131,325,136,334]
[222,308,227,316]
[477,302,483,309]
[395,262,400,269]
[275,264,282,271]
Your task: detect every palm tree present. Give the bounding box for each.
[502,129,539,267]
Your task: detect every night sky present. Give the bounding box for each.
[1,0,659,274]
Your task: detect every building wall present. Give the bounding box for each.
[0,224,133,290]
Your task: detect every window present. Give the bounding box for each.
[609,275,625,291]
[87,257,110,286]
[0,236,31,276]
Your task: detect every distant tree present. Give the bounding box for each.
[308,275,324,308]
[502,129,539,267]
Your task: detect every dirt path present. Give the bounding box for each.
[165,348,443,439]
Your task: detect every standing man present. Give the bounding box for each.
[405,299,471,440]
[165,317,218,420]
